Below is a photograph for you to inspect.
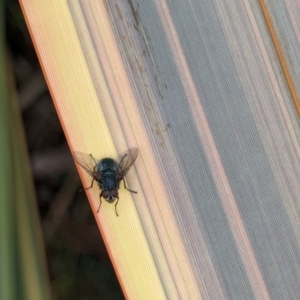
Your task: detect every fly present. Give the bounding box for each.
[73,148,138,216]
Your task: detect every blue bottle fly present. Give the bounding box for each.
[73,148,138,216]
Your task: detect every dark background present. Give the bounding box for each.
[5,2,124,299]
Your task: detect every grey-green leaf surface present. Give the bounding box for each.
[72,0,300,298]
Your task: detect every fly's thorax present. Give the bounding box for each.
[98,158,118,173]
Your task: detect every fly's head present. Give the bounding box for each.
[102,190,119,203]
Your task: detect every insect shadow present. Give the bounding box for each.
[73,148,138,216]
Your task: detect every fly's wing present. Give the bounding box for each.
[116,147,138,178]
[73,151,97,178]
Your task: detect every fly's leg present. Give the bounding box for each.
[79,178,95,192]
[122,179,137,194]
[115,198,119,217]
[78,154,97,192]
[89,154,97,165]
[97,194,103,213]
[96,194,118,217]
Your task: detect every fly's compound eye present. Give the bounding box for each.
[102,190,119,203]
[102,190,111,200]
[110,190,119,199]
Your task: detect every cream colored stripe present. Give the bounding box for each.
[20,1,167,299]
[156,1,271,299]
[80,1,203,298]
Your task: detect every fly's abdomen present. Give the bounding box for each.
[100,174,118,191]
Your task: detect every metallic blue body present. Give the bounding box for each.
[97,158,119,200]
[73,148,138,216]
